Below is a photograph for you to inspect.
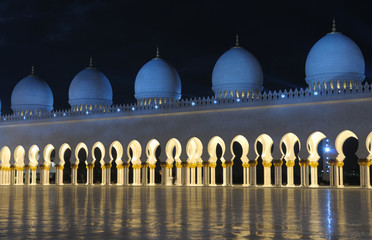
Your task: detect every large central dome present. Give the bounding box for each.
[11,69,53,114]
[305,24,365,89]
[69,59,113,109]
[212,37,263,98]
[134,51,181,103]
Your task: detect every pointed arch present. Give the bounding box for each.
[307,131,327,162]
[92,141,105,164]
[207,136,225,163]
[14,145,25,166]
[110,141,123,165]
[42,144,55,166]
[0,146,11,167]
[335,130,358,162]
[74,142,88,165]
[231,135,249,163]
[280,133,301,162]
[165,138,182,165]
[127,140,142,165]
[58,143,71,166]
[146,139,160,165]
[255,134,273,162]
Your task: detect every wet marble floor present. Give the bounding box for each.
[0,185,371,239]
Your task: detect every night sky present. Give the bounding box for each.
[1,0,372,114]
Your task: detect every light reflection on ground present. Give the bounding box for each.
[0,186,371,239]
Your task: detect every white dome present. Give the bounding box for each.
[11,74,53,113]
[69,65,113,108]
[134,58,181,101]
[305,32,365,87]
[212,46,263,96]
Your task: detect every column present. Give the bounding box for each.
[286,161,295,187]
[299,160,310,187]
[202,162,209,186]
[209,162,216,186]
[55,165,64,185]
[337,161,344,188]
[132,164,142,186]
[189,163,196,186]
[166,163,173,186]
[123,163,130,185]
[31,166,37,185]
[86,163,94,185]
[196,162,203,186]
[15,166,24,185]
[181,162,188,185]
[141,163,148,185]
[262,161,272,187]
[101,163,112,185]
[175,162,183,186]
[222,162,227,186]
[249,160,257,186]
[148,164,156,186]
[160,162,167,185]
[116,164,124,185]
[329,160,336,187]
[25,166,31,185]
[309,161,319,187]
[272,160,283,187]
[71,164,78,185]
[242,162,249,186]
[10,166,16,185]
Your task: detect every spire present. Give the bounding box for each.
[156,46,160,58]
[89,56,93,68]
[31,65,35,75]
[235,33,239,47]
[331,17,336,33]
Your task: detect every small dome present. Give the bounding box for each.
[69,60,113,108]
[135,56,181,101]
[212,44,263,97]
[11,72,53,113]
[305,32,365,87]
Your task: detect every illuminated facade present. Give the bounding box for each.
[1,23,372,188]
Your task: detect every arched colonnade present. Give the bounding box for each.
[1,130,372,188]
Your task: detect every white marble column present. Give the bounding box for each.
[262,161,272,187]
[310,162,319,187]
[71,164,78,185]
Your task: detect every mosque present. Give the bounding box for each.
[0,21,372,188]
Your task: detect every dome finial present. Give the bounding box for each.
[31,65,35,75]
[332,17,336,33]
[235,33,239,47]
[89,56,93,68]
[156,46,160,58]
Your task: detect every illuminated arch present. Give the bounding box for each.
[146,139,160,165]
[231,135,249,163]
[42,144,54,166]
[207,136,224,163]
[0,146,11,166]
[307,131,326,162]
[280,133,301,162]
[187,137,203,163]
[165,138,182,165]
[14,145,25,166]
[335,130,358,162]
[127,140,142,165]
[58,143,71,166]
[110,141,123,165]
[74,142,88,165]
[255,134,273,162]
[92,141,105,165]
